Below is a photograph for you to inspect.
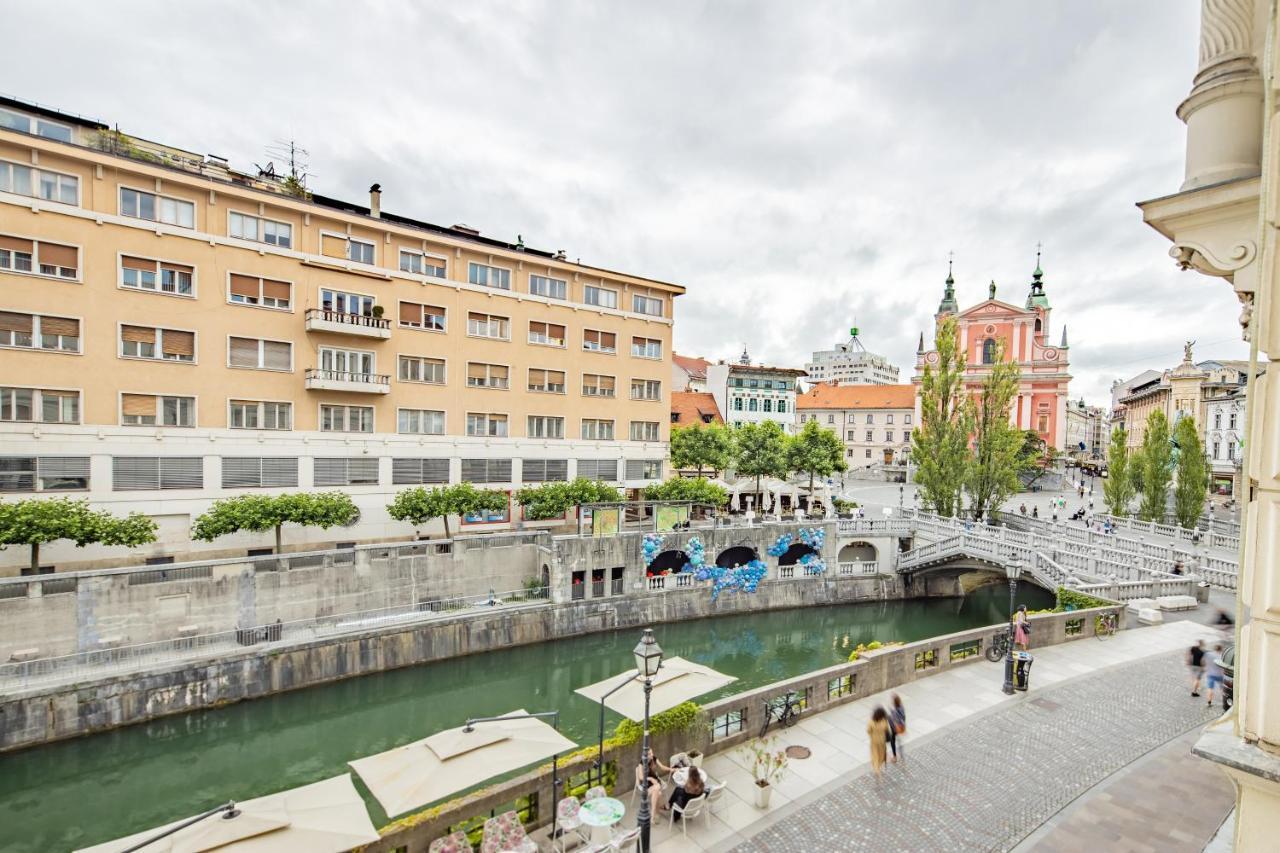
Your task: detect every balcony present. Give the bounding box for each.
[304,368,390,394]
[305,308,391,339]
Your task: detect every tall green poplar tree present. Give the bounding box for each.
[1173,415,1210,528]
[912,315,971,517]
[1137,410,1174,521]
[1103,427,1136,516]
[964,340,1022,519]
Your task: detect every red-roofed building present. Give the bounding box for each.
[670,391,724,427]
[796,383,918,467]
[672,354,711,392]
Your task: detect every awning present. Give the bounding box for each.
[574,657,737,721]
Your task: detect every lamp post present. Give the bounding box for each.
[898,484,904,510]
[1002,560,1022,695]
[633,628,663,853]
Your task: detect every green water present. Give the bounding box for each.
[1,586,1052,852]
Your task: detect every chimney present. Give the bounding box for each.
[369,183,382,218]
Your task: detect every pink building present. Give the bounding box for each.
[913,261,1071,450]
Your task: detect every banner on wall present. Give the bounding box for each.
[655,504,688,532]
[592,507,621,537]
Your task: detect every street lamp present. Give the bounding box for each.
[633,628,663,853]
[1002,560,1022,695]
[898,484,904,510]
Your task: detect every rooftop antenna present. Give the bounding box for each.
[261,139,313,188]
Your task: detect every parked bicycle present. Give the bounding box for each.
[985,631,1012,662]
[760,690,802,736]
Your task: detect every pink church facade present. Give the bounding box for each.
[913,262,1071,451]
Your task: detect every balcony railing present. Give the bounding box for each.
[305,308,392,338]
[304,368,391,392]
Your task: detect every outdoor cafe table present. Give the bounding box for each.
[579,797,626,844]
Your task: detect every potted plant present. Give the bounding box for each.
[740,736,787,808]
[370,304,385,319]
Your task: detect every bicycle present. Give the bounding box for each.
[985,631,1012,662]
[1095,612,1119,639]
[760,690,802,736]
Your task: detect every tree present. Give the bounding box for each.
[784,419,847,505]
[669,423,734,477]
[964,341,1022,519]
[0,497,157,573]
[387,483,509,539]
[913,315,971,517]
[1016,430,1058,490]
[192,492,360,553]
[643,477,730,507]
[732,421,790,509]
[1137,410,1174,521]
[1173,415,1211,528]
[515,478,622,521]
[1103,427,1136,516]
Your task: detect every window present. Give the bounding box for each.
[904,414,912,425]
[392,458,450,485]
[982,338,997,364]
[322,288,374,316]
[630,421,660,442]
[527,415,565,439]
[466,363,509,389]
[582,374,616,397]
[1037,415,1049,433]
[398,355,446,384]
[399,250,446,277]
[119,256,194,296]
[228,337,291,371]
[120,325,195,362]
[398,301,446,331]
[120,188,194,228]
[827,414,834,424]
[577,459,619,481]
[1230,413,1238,429]
[228,212,292,248]
[904,429,912,443]
[847,430,856,440]
[866,449,872,458]
[347,238,375,264]
[866,430,873,441]
[748,399,758,412]
[319,347,375,378]
[581,419,614,440]
[887,414,895,424]
[734,399,743,411]
[528,368,566,394]
[0,387,79,424]
[1228,443,1236,461]
[866,414,874,424]
[763,399,773,412]
[466,413,508,437]
[229,274,291,309]
[468,262,511,290]
[0,456,88,492]
[530,274,567,299]
[632,294,663,316]
[229,400,291,430]
[583,329,617,353]
[0,160,78,204]
[314,457,380,487]
[467,312,510,340]
[630,379,662,401]
[1213,441,1221,459]
[632,337,662,359]
[885,430,894,442]
[0,311,78,352]
[320,404,374,433]
[626,459,663,480]
[0,108,73,142]
[584,285,617,309]
[522,459,569,483]
[112,456,202,490]
[1,236,77,279]
[461,458,513,483]
[1214,413,1222,429]
[528,321,566,347]
[221,457,298,489]
[749,379,758,389]
[121,394,195,427]
[398,408,445,435]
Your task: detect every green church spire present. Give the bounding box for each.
[938,255,959,315]
[1026,246,1050,310]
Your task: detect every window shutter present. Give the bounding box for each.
[601,332,616,349]
[113,456,160,490]
[229,336,259,367]
[549,324,566,339]
[121,393,156,417]
[392,458,420,485]
[0,235,34,253]
[489,459,512,482]
[626,460,645,480]
[422,458,449,483]
[321,234,346,258]
[314,458,346,487]
[262,457,298,487]
[38,316,78,336]
[529,368,545,387]
[162,330,195,358]
[159,457,203,489]
[578,460,598,480]
[229,274,259,297]
[38,456,89,481]
[262,340,291,371]
[546,459,568,481]
[399,301,421,324]
[222,457,262,488]
[121,325,156,344]
[467,363,486,382]
[348,457,379,484]
[0,312,34,334]
[121,255,154,272]
[522,459,546,482]
[161,261,193,276]
[0,456,36,492]
[38,243,77,268]
[262,279,291,301]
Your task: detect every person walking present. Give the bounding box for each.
[1188,640,1206,697]
[867,706,891,776]
[887,694,907,763]
[1205,644,1225,708]
[1032,506,1039,519]
[1013,605,1030,650]
[1019,503,1027,516]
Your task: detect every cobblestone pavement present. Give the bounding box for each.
[727,652,1220,853]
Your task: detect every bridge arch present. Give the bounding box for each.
[716,546,759,569]
[778,542,820,566]
[649,550,689,573]
[839,541,878,562]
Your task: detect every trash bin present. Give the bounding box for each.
[1014,651,1034,692]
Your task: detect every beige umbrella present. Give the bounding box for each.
[74,774,379,853]
[349,709,577,818]
[575,657,736,721]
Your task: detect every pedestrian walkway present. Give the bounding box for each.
[635,620,1225,852]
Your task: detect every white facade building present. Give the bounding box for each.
[706,356,805,432]
[1205,389,1245,494]
[804,330,901,386]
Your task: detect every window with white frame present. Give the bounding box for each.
[221,457,299,489]
[626,459,663,480]
[528,320,566,347]
[0,107,73,142]
[120,187,194,228]
[0,160,78,204]
[461,458,513,483]
[318,347,375,379]
[528,368,566,394]
[399,249,446,277]
[584,285,617,309]
[886,414,895,424]
[583,329,617,353]
[884,430,893,442]
[120,256,194,296]
[0,455,89,492]
[0,312,78,352]
[392,458,450,485]
[630,421,660,441]
[631,337,662,359]
[319,404,374,433]
[582,418,614,440]
[522,459,568,483]
[0,235,77,278]
[630,379,661,401]
[903,429,912,443]
[228,337,292,371]
[529,274,567,300]
[314,457,380,486]
[466,412,508,437]
[398,355,446,384]
[632,294,663,316]
[229,273,291,309]
[527,415,565,439]
[577,459,619,481]
[228,211,292,248]
[120,325,195,362]
[467,312,510,340]
[582,374,615,397]
[346,238,374,264]
[121,393,195,427]
[112,456,202,491]
[866,413,874,424]
[0,387,79,424]
[398,408,445,435]
[468,262,511,290]
[865,430,873,441]
[321,288,374,316]
[904,413,912,424]
[229,400,291,430]
[466,362,509,389]
[398,301,446,331]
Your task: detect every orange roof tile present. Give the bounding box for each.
[672,353,710,380]
[671,391,724,425]
[796,383,917,410]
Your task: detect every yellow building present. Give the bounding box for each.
[0,96,683,572]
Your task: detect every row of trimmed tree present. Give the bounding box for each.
[670,419,847,503]
[1102,410,1209,527]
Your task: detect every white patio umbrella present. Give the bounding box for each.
[349,709,577,818]
[74,774,379,853]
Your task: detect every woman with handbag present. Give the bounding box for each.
[1014,605,1030,650]
[888,694,906,762]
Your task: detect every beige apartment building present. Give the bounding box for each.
[0,96,683,572]
[796,383,916,467]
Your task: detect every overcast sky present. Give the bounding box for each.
[5,1,1244,403]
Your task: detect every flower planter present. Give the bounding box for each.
[753,781,772,809]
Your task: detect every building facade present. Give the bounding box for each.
[671,353,710,392]
[1112,353,1252,453]
[1064,399,1108,459]
[914,264,1072,450]
[804,328,901,385]
[706,354,805,431]
[669,391,723,427]
[1206,388,1245,494]
[1137,2,1280,845]
[796,384,916,467]
[0,96,682,572]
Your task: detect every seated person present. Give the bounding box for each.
[635,748,671,817]
[665,765,706,817]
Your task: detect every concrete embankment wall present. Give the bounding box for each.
[0,574,903,753]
